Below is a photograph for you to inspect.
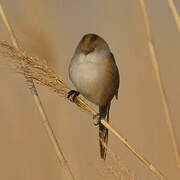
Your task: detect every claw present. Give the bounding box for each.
[93,113,100,126]
[67,90,80,102]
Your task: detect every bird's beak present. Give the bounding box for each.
[82,49,89,55]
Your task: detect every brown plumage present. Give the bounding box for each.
[68,33,119,160]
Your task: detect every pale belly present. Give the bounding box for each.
[69,61,115,105]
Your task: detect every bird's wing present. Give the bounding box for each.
[110,52,120,100]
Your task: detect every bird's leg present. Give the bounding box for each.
[93,113,101,126]
[67,90,80,102]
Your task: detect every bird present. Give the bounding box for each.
[68,33,119,160]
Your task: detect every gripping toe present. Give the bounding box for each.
[67,90,80,102]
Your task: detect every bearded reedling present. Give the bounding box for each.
[68,34,120,160]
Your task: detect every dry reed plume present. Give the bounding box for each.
[0,41,96,115]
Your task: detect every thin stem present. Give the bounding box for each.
[168,0,180,33]
[0,4,75,180]
[139,0,180,170]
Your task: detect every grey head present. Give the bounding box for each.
[74,33,111,56]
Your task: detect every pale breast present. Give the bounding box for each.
[69,53,118,105]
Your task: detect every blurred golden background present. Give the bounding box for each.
[0,0,180,179]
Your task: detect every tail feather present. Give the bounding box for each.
[99,103,110,160]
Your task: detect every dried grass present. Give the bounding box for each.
[139,0,180,170]
[0,3,75,179]
[0,41,166,180]
[0,1,173,179]
[168,0,180,34]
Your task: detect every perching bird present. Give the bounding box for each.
[68,33,119,160]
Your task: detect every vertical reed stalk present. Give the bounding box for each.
[168,0,180,33]
[0,3,75,180]
[139,0,180,170]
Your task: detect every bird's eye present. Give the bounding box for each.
[90,47,95,53]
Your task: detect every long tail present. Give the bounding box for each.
[99,103,111,160]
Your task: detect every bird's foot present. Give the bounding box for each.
[67,90,80,102]
[93,113,101,126]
